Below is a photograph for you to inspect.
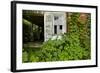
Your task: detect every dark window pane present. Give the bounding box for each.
[54,25,57,34]
[59,25,62,30]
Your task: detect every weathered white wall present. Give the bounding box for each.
[44,12,66,41]
[44,12,53,41]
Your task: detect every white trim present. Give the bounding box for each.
[16,3,96,70]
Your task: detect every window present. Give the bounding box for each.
[59,25,62,30]
[54,16,59,20]
[54,25,57,34]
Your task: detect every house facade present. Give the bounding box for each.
[44,12,67,41]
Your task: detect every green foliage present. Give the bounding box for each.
[39,33,86,61]
[22,51,28,62]
[23,19,32,42]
